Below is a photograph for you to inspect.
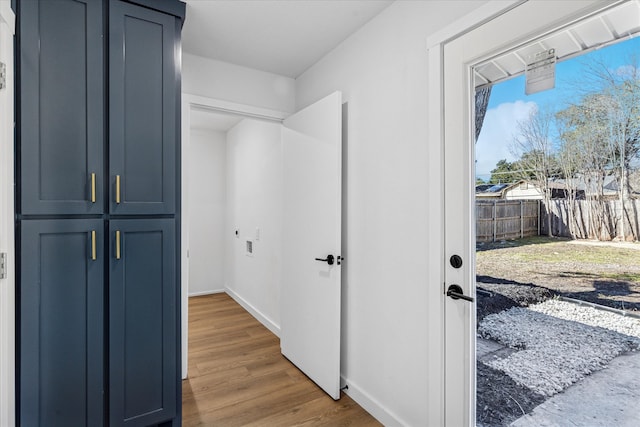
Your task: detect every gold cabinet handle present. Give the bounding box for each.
[116,175,121,204]
[91,173,96,203]
[116,230,121,260]
[91,230,97,261]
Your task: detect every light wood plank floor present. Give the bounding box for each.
[182,293,382,426]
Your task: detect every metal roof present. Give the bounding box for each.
[474,0,640,88]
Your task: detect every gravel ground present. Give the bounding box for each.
[475,238,640,426]
[479,300,640,397]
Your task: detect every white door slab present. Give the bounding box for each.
[281,91,342,400]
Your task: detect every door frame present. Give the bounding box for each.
[0,2,15,426]
[427,0,620,424]
[180,93,287,378]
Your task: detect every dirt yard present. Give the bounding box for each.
[477,236,640,318]
[475,236,640,426]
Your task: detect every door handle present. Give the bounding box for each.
[91,230,97,260]
[115,230,121,260]
[315,254,335,265]
[446,284,474,302]
[116,175,121,204]
[90,173,96,203]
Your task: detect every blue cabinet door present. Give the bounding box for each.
[109,1,177,215]
[20,219,104,427]
[109,219,177,426]
[19,0,104,215]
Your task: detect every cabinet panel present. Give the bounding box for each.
[19,0,104,215]
[20,220,104,427]
[109,1,176,214]
[109,219,176,426]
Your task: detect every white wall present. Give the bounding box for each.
[183,53,295,114]
[188,129,227,295]
[180,1,494,424]
[225,119,283,334]
[295,1,487,426]
[0,1,15,425]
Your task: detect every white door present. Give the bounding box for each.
[439,1,617,425]
[281,91,342,400]
[442,35,476,427]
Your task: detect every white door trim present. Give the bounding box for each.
[426,0,523,48]
[180,93,287,378]
[0,2,15,426]
[428,0,622,424]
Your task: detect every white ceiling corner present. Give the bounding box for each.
[190,108,244,132]
[181,0,394,78]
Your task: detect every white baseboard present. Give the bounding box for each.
[188,289,225,297]
[341,376,406,427]
[225,287,281,337]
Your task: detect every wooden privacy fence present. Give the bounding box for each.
[476,200,540,242]
[542,199,640,241]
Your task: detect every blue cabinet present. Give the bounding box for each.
[109,219,177,426]
[17,1,184,426]
[109,1,177,215]
[19,0,104,215]
[20,220,104,427]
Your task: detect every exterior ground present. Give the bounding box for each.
[475,237,640,426]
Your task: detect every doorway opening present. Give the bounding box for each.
[182,102,285,363]
[180,93,351,422]
[473,5,640,426]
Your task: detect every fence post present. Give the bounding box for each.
[538,200,541,236]
[493,200,497,242]
[520,200,524,239]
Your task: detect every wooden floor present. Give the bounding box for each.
[182,293,382,426]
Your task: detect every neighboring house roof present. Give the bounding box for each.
[476,181,535,199]
[475,175,639,200]
[475,183,509,198]
[475,184,494,193]
[552,175,618,197]
[475,180,573,200]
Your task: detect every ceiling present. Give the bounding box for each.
[474,0,640,87]
[181,0,394,78]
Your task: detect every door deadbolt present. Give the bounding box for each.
[450,255,463,269]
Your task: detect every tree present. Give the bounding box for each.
[488,159,520,184]
[556,98,615,239]
[511,107,556,236]
[562,52,640,240]
[475,86,492,141]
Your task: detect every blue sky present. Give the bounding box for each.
[475,36,640,182]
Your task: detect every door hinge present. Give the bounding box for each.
[0,62,6,90]
[0,253,7,279]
